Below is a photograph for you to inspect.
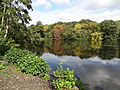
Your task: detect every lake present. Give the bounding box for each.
[24,40,120,90]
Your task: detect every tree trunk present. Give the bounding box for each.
[0,3,6,32]
[4,25,8,38]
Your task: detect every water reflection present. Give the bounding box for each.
[41,53,120,90]
[91,41,102,49]
[39,40,120,60]
[25,40,120,60]
[52,40,64,55]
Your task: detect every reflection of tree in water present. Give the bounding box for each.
[99,46,119,59]
[98,41,119,60]
[43,39,52,53]
[22,39,120,60]
[21,41,45,56]
[75,50,97,59]
[52,40,64,55]
[64,40,99,59]
[91,41,102,49]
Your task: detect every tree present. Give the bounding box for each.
[8,23,31,44]
[74,24,82,30]
[88,22,100,32]
[27,23,42,44]
[34,21,44,37]
[80,24,89,30]
[51,24,64,40]
[0,0,32,38]
[91,32,103,41]
[115,20,120,40]
[43,25,49,31]
[78,19,93,24]
[99,20,118,40]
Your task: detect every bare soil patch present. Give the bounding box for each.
[0,61,51,90]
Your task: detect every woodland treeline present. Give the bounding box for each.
[1,19,120,45]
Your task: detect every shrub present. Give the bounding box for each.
[0,38,19,56]
[18,54,50,76]
[5,48,50,77]
[0,44,10,56]
[0,62,5,70]
[4,48,32,64]
[53,63,77,90]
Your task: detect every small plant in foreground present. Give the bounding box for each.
[43,74,50,80]
[4,48,32,64]
[0,62,5,70]
[53,63,77,90]
[18,54,50,76]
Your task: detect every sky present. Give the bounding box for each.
[29,0,120,25]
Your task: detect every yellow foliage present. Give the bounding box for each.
[43,25,49,31]
[74,24,82,30]
[44,48,49,53]
[91,41,102,49]
[91,32,103,41]
[80,24,89,29]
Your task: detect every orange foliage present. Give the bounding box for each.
[51,24,64,40]
[80,24,89,29]
[43,25,49,31]
[52,40,64,55]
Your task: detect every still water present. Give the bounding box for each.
[25,40,120,90]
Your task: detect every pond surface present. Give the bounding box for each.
[24,40,120,90]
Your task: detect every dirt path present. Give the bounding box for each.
[0,61,51,90]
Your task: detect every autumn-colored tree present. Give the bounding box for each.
[52,40,64,55]
[51,24,64,40]
[43,25,49,31]
[74,24,82,30]
[91,32,103,41]
[80,24,89,29]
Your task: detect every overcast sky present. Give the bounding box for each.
[29,0,120,25]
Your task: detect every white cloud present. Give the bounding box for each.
[51,0,70,4]
[81,0,120,10]
[33,0,51,8]
[32,0,120,10]
[29,7,120,25]
[30,0,120,25]
[32,0,71,8]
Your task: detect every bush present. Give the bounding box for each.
[5,48,50,77]
[0,62,5,70]
[0,38,19,56]
[53,63,77,90]
[4,48,32,64]
[18,54,50,76]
